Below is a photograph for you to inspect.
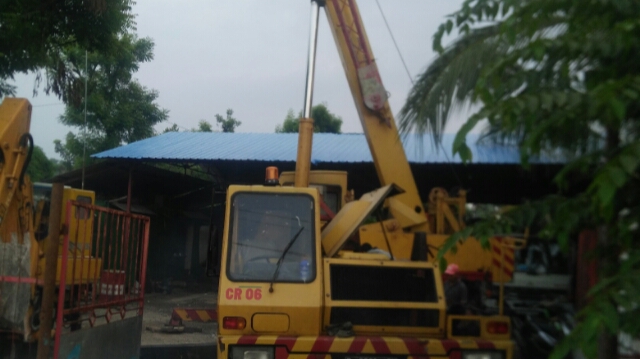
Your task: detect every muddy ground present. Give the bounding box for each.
[141,289,218,348]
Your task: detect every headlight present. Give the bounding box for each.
[461,351,504,359]
[231,346,275,359]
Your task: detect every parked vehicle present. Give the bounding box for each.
[216,1,515,359]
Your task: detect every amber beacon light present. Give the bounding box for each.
[265,166,279,186]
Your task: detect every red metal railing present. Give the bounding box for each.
[53,200,150,357]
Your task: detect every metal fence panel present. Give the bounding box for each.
[54,201,150,359]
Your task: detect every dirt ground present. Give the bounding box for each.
[141,289,218,347]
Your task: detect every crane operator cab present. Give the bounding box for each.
[218,182,325,337]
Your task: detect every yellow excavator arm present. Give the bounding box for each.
[0,98,34,226]
[0,98,38,336]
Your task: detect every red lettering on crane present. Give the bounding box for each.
[224,287,263,301]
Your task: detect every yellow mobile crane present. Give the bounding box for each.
[216,1,514,359]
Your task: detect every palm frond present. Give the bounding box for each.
[398,23,503,146]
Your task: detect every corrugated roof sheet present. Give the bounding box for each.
[93,132,562,164]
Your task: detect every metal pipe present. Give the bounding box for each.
[294,118,314,187]
[295,0,322,187]
[36,183,63,359]
[82,50,88,190]
[303,0,321,118]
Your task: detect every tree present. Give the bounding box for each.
[26,146,56,182]
[399,1,640,358]
[26,146,71,182]
[164,119,217,134]
[0,0,134,98]
[276,110,299,133]
[275,103,343,133]
[195,120,214,132]
[54,132,92,171]
[163,123,180,133]
[215,109,241,133]
[53,35,168,168]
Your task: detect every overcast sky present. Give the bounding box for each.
[12,0,467,159]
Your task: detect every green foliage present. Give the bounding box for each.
[401,0,640,357]
[275,109,300,133]
[0,0,135,98]
[215,109,241,133]
[164,118,227,134]
[195,120,214,132]
[0,81,16,97]
[1,1,162,170]
[275,103,343,134]
[26,146,55,182]
[53,35,168,169]
[54,132,101,171]
[163,123,180,133]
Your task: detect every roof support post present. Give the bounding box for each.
[127,166,133,213]
[37,183,63,359]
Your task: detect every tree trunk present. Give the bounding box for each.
[594,128,621,359]
[598,332,618,359]
[597,225,618,359]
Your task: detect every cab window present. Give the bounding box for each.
[311,184,341,217]
[75,195,92,220]
[227,192,315,283]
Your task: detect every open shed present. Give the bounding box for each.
[92,132,564,204]
[49,131,563,287]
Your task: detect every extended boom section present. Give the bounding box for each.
[324,0,430,232]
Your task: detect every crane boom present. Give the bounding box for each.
[323,0,430,232]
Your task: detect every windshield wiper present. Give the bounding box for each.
[268,226,305,293]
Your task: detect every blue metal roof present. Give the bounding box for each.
[93,132,561,164]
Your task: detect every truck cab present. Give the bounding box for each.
[218,184,323,336]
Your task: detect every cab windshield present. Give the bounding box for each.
[227,192,315,282]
